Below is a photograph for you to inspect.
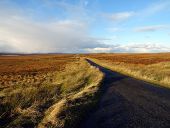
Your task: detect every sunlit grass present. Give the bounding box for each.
[87,54,170,88]
[38,59,103,128]
[0,55,103,128]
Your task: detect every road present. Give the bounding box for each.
[81,59,170,128]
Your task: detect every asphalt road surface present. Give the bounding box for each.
[81,59,170,128]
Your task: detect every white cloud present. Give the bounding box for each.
[0,40,17,53]
[0,19,87,53]
[134,25,169,32]
[0,1,170,53]
[104,11,134,22]
[120,43,170,53]
[0,2,102,53]
[85,47,112,53]
[0,0,107,53]
[85,43,170,53]
[0,17,102,53]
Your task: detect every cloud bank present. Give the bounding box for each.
[0,0,103,53]
[104,11,134,22]
[0,13,169,53]
[0,0,170,53]
[86,43,170,53]
[134,25,169,32]
[0,2,102,53]
[0,17,97,53]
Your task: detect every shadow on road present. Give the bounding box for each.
[86,59,127,86]
[80,59,170,128]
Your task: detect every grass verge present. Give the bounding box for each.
[89,58,170,89]
[38,58,104,128]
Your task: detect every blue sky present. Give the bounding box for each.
[0,0,170,53]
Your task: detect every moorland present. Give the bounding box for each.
[86,53,170,88]
[0,54,103,128]
[1,53,170,128]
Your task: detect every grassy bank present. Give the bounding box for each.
[0,56,104,128]
[89,58,170,89]
[38,59,104,128]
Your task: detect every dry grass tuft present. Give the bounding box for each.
[0,55,103,128]
[38,59,103,128]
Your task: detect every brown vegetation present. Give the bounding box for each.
[85,53,170,65]
[0,54,103,128]
[0,55,76,89]
[86,53,170,88]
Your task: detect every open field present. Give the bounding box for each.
[1,53,170,128]
[0,54,103,128]
[0,55,75,89]
[85,53,170,88]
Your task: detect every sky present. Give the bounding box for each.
[0,0,170,53]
